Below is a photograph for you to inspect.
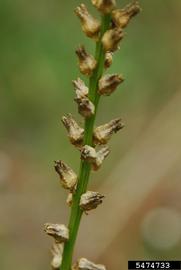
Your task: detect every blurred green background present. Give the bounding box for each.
[0,0,181,269]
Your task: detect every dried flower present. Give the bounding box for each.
[44,223,69,243]
[98,74,124,95]
[102,27,124,52]
[76,46,97,76]
[91,0,116,14]
[94,118,124,144]
[104,52,113,69]
[75,4,100,40]
[81,145,110,171]
[112,1,140,29]
[54,160,77,191]
[73,258,106,270]
[95,146,110,170]
[75,96,95,118]
[80,191,104,211]
[81,145,97,163]
[62,114,84,147]
[72,78,89,99]
[51,242,64,269]
[66,192,73,207]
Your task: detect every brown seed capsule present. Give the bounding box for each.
[75,4,100,40]
[94,146,110,170]
[102,27,124,52]
[81,145,110,171]
[76,46,97,76]
[80,191,104,211]
[75,96,95,118]
[112,1,140,29]
[51,242,64,269]
[104,52,113,69]
[62,114,84,147]
[98,74,124,96]
[73,258,106,270]
[91,0,116,14]
[72,78,89,99]
[44,223,69,243]
[81,145,97,163]
[66,192,73,207]
[94,118,124,144]
[54,160,77,191]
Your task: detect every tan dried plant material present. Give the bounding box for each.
[81,145,110,171]
[94,146,110,170]
[104,52,113,69]
[102,27,124,52]
[91,0,116,14]
[80,191,104,211]
[62,114,84,147]
[75,96,95,118]
[73,258,106,270]
[98,74,124,95]
[66,192,73,207]
[94,118,124,144]
[76,46,97,76]
[72,78,89,99]
[44,223,69,243]
[54,160,77,191]
[112,1,140,29]
[51,242,64,269]
[75,4,100,40]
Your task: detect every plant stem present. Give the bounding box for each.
[60,14,111,270]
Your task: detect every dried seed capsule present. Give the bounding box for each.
[62,114,84,147]
[112,1,140,29]
[91,0,116,14]
[81,145,97,163]
[76,46,97,76]
[102,27,124,52]
[81,145,110,171]
[51,242,64,269]
[66,192,73,207]
[75,96,95,118]
[94,118,124,144]
[72,78,89,99]
[94,146,110,170]
[98,74,124,96]
[44,223,69,243]
[104,52,113,69]
[75,4,100,40]
[80,191,104,211]
[54,160,77,191]
[73,258,106,270]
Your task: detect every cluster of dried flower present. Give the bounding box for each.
[44,0,140,269]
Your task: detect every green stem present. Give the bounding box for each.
[60,14,111,270]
